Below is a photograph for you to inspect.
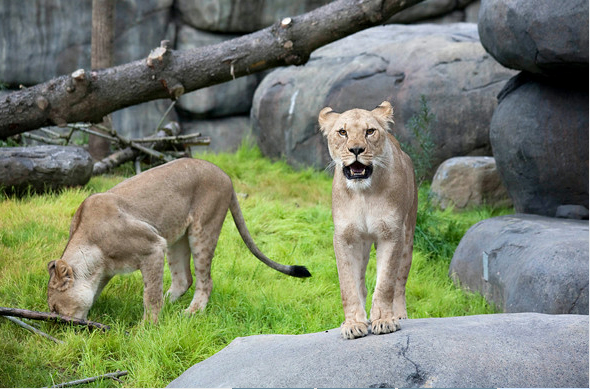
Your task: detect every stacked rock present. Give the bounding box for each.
[450,0,588,315]
[478,0,589,218]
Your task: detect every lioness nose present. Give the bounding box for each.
[349,147,365,156]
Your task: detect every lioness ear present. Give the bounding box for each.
[372,101,394,125]
[48,259,74,292]
[318,107,339,136]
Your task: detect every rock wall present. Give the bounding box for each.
[0,0,481,153]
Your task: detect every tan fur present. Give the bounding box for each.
[47,158,310,322]
[319,101,418,339]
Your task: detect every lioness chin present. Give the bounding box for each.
[47,158,311,322]
[319,101,418,339]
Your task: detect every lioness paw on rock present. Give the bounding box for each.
[47,158,311,323]
[319,101,418,339]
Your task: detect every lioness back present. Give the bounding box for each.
[107,158,234,242]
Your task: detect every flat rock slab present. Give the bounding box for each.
[168,313,588,388]
[450,214,589,314]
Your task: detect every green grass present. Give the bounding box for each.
[0,144,510,387]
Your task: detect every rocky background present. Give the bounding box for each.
[1,0,485,152]
[1,1,588,384]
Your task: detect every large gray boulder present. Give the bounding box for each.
[0,146,93,193]
[0,0,174,85]
[251,23,516,171]
[450,214,589,314]
[490,74,589,217]
[168,313,588,388]
[478,0,589,76]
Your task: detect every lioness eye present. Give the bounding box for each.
[366,128,376,136]
[338,129,347,136]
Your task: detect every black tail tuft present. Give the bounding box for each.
[290,265,312,278]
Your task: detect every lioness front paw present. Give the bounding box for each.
[341,321,370,339]
[371,317,401,335]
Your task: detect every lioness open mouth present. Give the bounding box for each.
[343,161,373,180]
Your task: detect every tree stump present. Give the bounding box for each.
[0,146,93,193]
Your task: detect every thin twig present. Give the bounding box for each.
[129,132,203,143]
[134,157,142,175]
[22,132,66,145]
[3,315,64,344]
[39,128,65,139]
[183,136,211,146]
[155,100,176,132]
[0,307,111,331]
[68,125,119,143]
[48,370,128,388]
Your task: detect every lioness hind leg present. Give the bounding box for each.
[139,243,167,323]
[165,234,193,302]
[185,220,223,314]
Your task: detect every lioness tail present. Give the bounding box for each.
[228,191,311,278]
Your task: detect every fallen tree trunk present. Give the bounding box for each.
[0,0,423,138]
[0,145,94,193]
[0,307,111,331]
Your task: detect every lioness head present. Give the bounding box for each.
[47,259,93,319]
[319,101,394,189]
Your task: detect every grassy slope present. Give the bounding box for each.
[0,145,508,387]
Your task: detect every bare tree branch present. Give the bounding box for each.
[0,0,424,138]
[0,307,111,331]
[3,315,64,344]
[48,370,128,388]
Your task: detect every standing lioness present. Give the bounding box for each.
[319,101,417,339]
[47,158,311,322]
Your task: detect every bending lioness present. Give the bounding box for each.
[47,158,311,322]
[319,101,418,339]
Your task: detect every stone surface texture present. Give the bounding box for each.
[489,74,589,217]
[168,313,588,388]
[450,214,589,314]
[430,156,511,210]
[478,0,589,76]
[0,0,174,85]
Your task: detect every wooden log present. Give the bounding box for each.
[0,146,93,194]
